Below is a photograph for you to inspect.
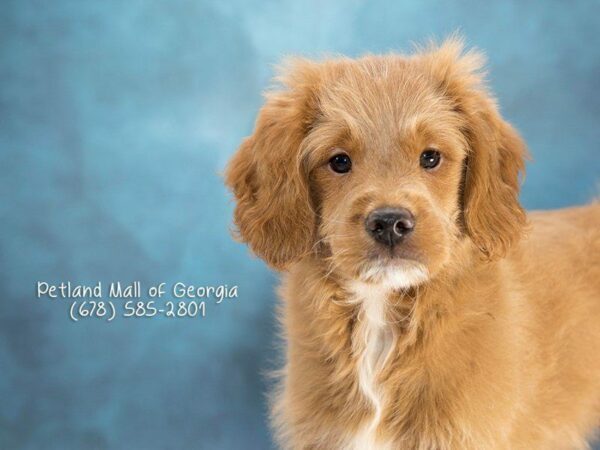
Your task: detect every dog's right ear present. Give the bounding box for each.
[225,60,322,270]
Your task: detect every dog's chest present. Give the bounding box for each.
[348,282,395,450]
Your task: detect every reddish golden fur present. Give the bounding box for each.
[225,38,600,449]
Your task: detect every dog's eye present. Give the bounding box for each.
[420,149,441,170]
[329,153,352,174]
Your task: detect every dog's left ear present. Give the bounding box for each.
[420,37,528,260]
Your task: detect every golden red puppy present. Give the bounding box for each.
[225,38,600,449]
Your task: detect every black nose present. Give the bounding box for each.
[365,207,415,247]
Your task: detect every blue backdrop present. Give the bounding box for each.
[1,1,599,449]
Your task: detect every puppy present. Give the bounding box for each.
[225,38,600,449]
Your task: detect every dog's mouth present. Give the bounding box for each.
[366,243,425,265]
[358,257,429,289]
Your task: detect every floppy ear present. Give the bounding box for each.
[461,97,528,259]
[225,61,321,270]
[421,37,528,259]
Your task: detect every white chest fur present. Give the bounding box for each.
[348,281,394,450]
[347,265,428,450]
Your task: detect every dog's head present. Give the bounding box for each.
[225,38,527,288]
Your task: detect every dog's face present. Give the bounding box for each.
[307,70,468,287]
[226,39,527,288]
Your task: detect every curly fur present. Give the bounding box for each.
[225,37,600,449]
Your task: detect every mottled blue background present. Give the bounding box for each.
[1,1,599,449]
